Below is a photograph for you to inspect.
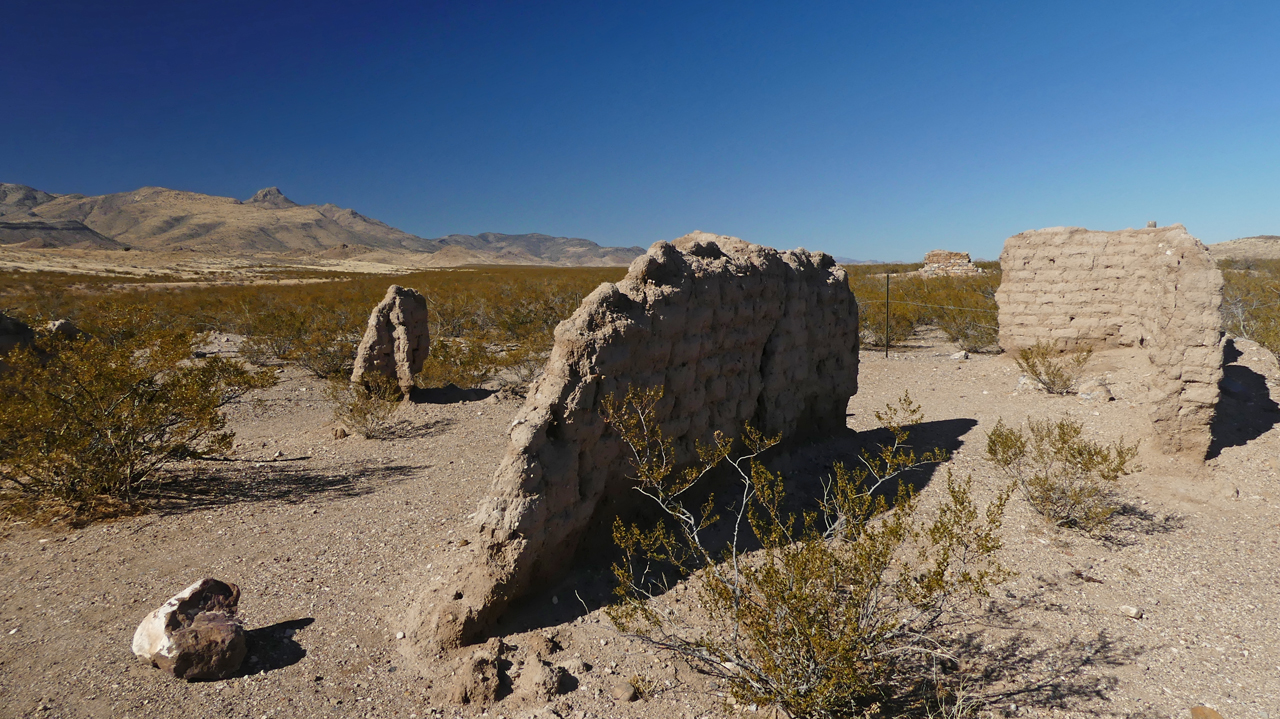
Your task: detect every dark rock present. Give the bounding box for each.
[132,579,247,681]
[158,612,247,680]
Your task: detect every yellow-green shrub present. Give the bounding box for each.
[1014,341,1092,395]
[1221,259,1280,356]
[0,323,274,507]
[603,387,1010,717]
[325,373,403,439]
[986,416,1139,534]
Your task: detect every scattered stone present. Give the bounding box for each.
[1076,378,1115,402]
[411,232,859,651]
[607,678,638,702]
[996,224,1223,458]
[514,661,569,700]
[44,319,83,340]
[131,579,247,680]
[950,350,969,360]
[554,657,590,676]
[446,638,505,705]
[1190,706,1224,719]
[1119,605,1144,619]
[351,285,430,395]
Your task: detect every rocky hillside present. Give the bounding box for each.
[1209,235,1280,261]
[0,183,644,265]
[0,184,63,217]
[435,232,645,266]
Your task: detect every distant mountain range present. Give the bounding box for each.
[0,183,645,266]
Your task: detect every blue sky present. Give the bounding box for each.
[4,1,1279,260]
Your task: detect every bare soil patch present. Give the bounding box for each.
[2,329,1278,718]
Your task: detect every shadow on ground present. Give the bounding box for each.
[948,629,1145,716]
[409,385,495,404]
[237,617,314,677]
[491,417,979,638]
[145,461,419,514]
[1208,339,1280,458]
[374,417,456,440]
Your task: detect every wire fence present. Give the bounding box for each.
[883,299,999,314]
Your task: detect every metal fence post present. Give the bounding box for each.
[884,272,890,358]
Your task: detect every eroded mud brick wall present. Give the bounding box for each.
[413,233,859,650]
[995,224,1223,456]
[351,285,430,394]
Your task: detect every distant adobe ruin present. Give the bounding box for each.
[995,224,1224,457]
[407,232,860,651]
[917,250,983,278]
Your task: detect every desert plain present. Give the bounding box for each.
[1,318,1278,718]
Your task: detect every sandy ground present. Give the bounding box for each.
[2,330,1279,719]
[0,244,623,283]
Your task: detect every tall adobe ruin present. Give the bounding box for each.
[408,232,860,652]
[351,285,430,394]
[996,225,1223,457]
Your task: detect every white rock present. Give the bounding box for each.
[1120,605,1144,619]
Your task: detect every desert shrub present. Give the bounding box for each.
[1014,341,1092,394]
[923,275,1001,353]
[240,303,364,378]
[325,373,403,439]
[1221,262,1280,356]
[489,342,547,393]
[986,417,1139,534]
[851,273,925,347]
[603,387,1010,717]
[414,336,499,390]
[848,270,1000,351]
[934,307,998,353]
[0,324,274,508]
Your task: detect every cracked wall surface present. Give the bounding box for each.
[407,232,860,651]
[996,224,1224,456]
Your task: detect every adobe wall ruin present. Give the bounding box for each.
[351,285,430,394]
[995,224,1224,456]
[918,250,982,278]
[408,232,860,651]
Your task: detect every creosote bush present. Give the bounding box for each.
[0,321,274,510]
[985,416,1139,534]
[1,266,620,393]
[325,373,403,439]
[1014,341,1093,394]
[847,268,1000,352]
[413,336,499,390]
[1220,258,1280,356]
[241,303,363,378]
[602,387,1011,718]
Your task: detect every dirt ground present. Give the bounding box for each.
[2,329,1279,719]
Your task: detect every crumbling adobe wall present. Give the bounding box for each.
[995,224,1224,456]
[351,285,430,394]
[408,232,859,652]
[918,250,982,278]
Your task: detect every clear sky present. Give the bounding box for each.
[4,1,1279,260]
